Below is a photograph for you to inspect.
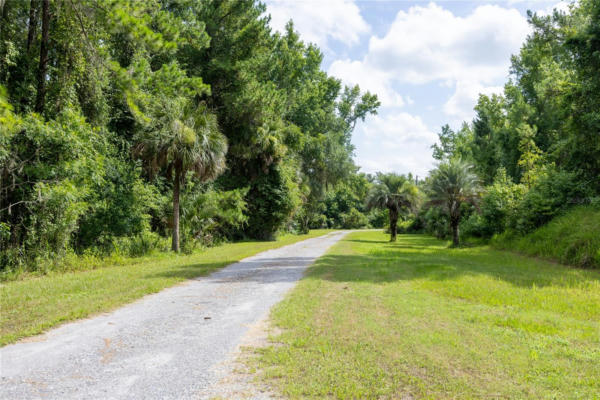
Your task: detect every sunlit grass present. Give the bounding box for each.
[255,231,600,399]
[0,230,332,346]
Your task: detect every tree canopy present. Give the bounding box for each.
[0,0,379,271]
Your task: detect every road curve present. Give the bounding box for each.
[0,231,350,399]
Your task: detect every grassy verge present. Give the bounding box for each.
[492,205,600,268]
[255,231,600,399]
[0,230,332,346]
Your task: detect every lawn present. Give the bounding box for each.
[0,230,331,346]
[255,231,600,399]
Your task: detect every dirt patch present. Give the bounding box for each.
[18,334,48,343]
[201,316,282,400]
[100,337,115,364]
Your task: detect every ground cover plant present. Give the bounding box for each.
[493,205,600,268]
[255,231,600,399]
[0,229,330,346]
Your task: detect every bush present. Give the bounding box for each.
[322,183,369,229]
[308,213,328,230]
[25,181,88,258]
[76,161,161,250]
[397,219,414,233]
[1,109,112,271]
[461,167,592,240]
[113,231,169,257]
[460,213,486,238]
[479,172,526,236]
[180,185,248,246]
[423,207,449,239]
[509,167,592,234]
[367,208,388,229]
[340,207,369,229]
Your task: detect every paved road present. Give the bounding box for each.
[0,231,349,399]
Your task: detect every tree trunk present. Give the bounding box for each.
[451,219,459,246]
[172,165,181,253]
[34,0,49,114]
[26,0,38,52]
[389,207,398,242]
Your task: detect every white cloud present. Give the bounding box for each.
[326,2,533,175]
[361,112,437,144]
[266,0,370,49]
[443,81,504,122]
[537,1,573,16]
[328,60,405,108]
[354,112,437,177]
[365,4,528,84]
[330,3,530,113]
[267,1,539,176]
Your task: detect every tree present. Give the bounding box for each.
[134,99,227,252]
[516,122,543,188]
[427,160,481,246]
[366,173,418,242]
[431,123,474,162]
[34,0,49,113]
[565,0,600,192]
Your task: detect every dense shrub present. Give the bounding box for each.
[112,231,170,257]
[180,186,248,247]
[76,161,161,250]
[367,208,388,229]
[509,168,592,234]
[340,208,369,229]
[323,183,368,228]
[423,207,449,239]
[1,110,109,269]
[461,170,526,238]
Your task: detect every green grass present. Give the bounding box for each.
[493,205,600,268]
[255,231,600,399]
[0,230,332,346]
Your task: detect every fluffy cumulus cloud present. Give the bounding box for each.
[332,3,530,117]
[443,82,504,123]
[266,0,370,49]
[368,4,528,85]
[538,1,573,16]
[354,112,437,176]
[327,2,533,174]
[328,60,405,108]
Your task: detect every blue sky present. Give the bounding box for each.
[265,0,569,177]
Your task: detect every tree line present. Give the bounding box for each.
[1,0,598,274]
[0,0,381,274]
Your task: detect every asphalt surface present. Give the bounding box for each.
[0,231,349,400]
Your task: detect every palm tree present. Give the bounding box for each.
[427,159,481,246]
[135,98,227,252]
[366,173,419,242]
